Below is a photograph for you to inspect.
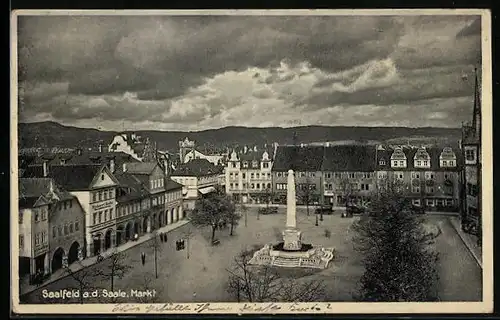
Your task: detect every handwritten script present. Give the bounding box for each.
[111,302,335,314]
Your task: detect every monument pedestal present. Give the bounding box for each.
[283,228,302,251]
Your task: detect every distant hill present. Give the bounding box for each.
[18,121,462,153]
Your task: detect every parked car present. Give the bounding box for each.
[346,204,366,216]
[258,206,279,215]
[410,205,426,214]
[315,205,333,215]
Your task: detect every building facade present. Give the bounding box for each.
[170,158,222,210]
[225,149,273,204]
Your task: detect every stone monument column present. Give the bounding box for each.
[283,169,302,251]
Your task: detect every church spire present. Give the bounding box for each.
[472,66,481,138]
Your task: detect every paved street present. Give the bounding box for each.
[20,208,482,303]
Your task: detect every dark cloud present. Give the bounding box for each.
[16,14,484,129]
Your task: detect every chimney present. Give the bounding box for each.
[122,163,127,172]
[98,144,103,153]
[42,160,49,177]
[109,158,115,173]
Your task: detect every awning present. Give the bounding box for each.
[199,186,216,195]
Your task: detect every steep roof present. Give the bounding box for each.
[166,179,183,191]
[322,145,376,172]
[123,162,158,175]
[271,146,325,172]
[171,158,221,177]
[24,164,105,191]
[19,178,75,209]
[114,172,149,203]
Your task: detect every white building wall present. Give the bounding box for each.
[19,209,32,258]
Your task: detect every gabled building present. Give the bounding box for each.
[18,178,85,282]
[178,137,225,166]
[225,148,274,204]
[376,146,463,209]
[108,133,152,161]
[170,158,223,210]
[23,164,120,257]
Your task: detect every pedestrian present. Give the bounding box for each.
[163,232,167,243]
[141,252,146,266]
[160,233,164,242]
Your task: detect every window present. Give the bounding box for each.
[399,160,404,166]
[426,199,435,206]
[392,160,398,167]
[379,159,386,166]
[231,162,236,168]
[443,160,447,166]
[326,173,331,179]
[20,235,24,248]
[417,160,421,166]
[412,186,420,193]
[63,201,67,210]
[446,199,453,206]
[425,172,434,180]
[34,209,40,222]
[35,234,40,246]
[101,174,105,180]
[267,173,271,179]
[395,172,404,180]
[256,173,260,179]
[411,172,420,179]
[276,183,287,190]
[361,184,370,191]
[41,208,47,220]
[230,173,234,178]
[242,173,246,179]
[251,183,255,189]
[377,172,387,179]
[92,192,97,202]
[277,172,282,178]
[99,212,102,223]
[412,199,421,206]
[444,173,449,180]
[58,226,62,237]
[235,183,239,189]
[243,161,248,168]
[348,173,355,179]
[334,173,342,179]
[53,226,57,238]
[230,183,234,189]
[75,221,79,231]
[466,149,476,161]
[263,162,269,168]
[299,172,306,177]
[256,183,260,189]
[69,199,73,208]
[251,173,255,179]
[423,160,428,166]
[426,186,435,194]
[69,222,74,233]
[98,192,102,201]
[64,224,69,235]
[252,161,258,168]
[365,173,371,179]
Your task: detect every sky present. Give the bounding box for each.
[17,13,482,131]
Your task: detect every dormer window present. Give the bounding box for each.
[390,148,407,168]
[440,147,457,167]
[243,161,249,168]
[252,161,258,168]
[379,159,386,166]
[414,148,431,168]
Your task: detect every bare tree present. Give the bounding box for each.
[226,248,325,302]
[297,176,314,216]
[338,177,356,206]
[148,231,162,278]
[63,262,100,304]
[93,248,132,292]
[190,192,233,244]
[135,273,164,303]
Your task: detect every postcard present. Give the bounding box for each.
[11,9,493,315]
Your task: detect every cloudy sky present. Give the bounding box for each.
[17,13,481,131]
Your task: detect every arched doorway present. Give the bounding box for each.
[104,229,112,250]
[134,221,140,236]
[175,207,179,221]
[68,242,80,265]
[142,217,148,235]
[52,247,65,272]
[152,214,157,230]
[158,213,162,228]
[92,234,101,256]
[170,208,175,224]
[164,211,169,225]
[116,226,124,245]
[125,222,132,241]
